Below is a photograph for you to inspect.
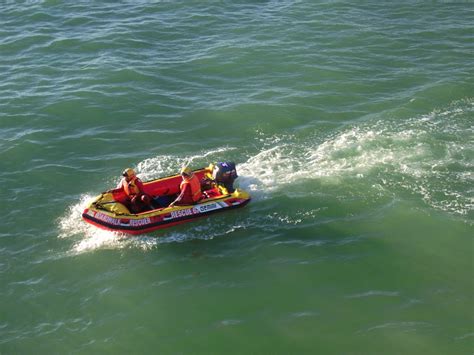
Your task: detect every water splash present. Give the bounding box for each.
[57,194,128,254]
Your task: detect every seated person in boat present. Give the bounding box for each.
[169,166,202,207]
[118,168,153,213]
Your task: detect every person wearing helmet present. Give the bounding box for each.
[117,168,153,213]
[169,166,202,207]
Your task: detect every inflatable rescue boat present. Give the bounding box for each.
[82,162,250,235]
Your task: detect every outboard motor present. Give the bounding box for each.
[212,162,238,193]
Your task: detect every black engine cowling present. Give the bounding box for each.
[212,162,238,193]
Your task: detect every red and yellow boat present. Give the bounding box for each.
[82,162,251,235]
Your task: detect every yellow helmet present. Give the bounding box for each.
[180,166,192,176]
[122,168,136,178]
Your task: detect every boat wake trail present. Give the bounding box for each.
[238,98,473,218]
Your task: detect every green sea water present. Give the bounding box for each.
[1,1,473,354]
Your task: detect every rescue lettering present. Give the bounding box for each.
[94,212,121,225]
[129,218,151,227]
[170,208,195,218]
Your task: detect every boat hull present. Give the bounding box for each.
[82,194,250,235]
[81,167,251,235]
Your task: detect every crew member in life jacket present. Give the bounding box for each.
[169,166,203,207]
[118,168,153,213]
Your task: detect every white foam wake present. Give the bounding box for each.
[238,98,473,216]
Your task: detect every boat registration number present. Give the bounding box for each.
[170,203,220,218]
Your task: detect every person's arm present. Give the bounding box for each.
[169,183,189,207]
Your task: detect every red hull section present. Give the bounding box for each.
[82,167,251,235]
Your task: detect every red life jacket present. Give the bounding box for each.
[180,174,202,203]
[123,176,141,196]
